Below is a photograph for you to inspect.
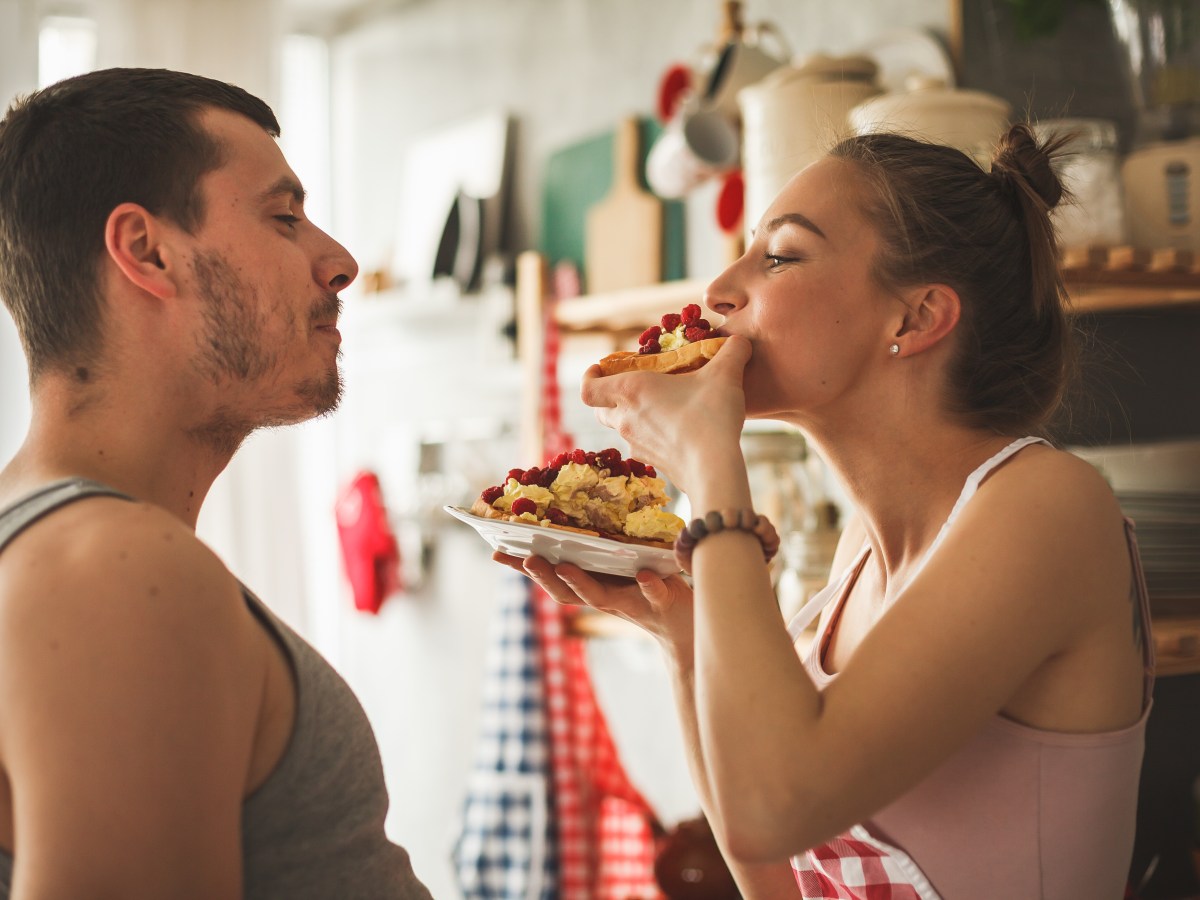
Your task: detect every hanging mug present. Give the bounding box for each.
[699,21,791,123]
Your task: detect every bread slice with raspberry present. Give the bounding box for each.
[597,302,727,376]
[472,448,683,550]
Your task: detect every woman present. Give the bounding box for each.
[498,124,1153,899]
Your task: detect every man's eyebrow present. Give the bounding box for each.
[756,212,827,240]
[258,176,307,205]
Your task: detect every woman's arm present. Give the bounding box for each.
[685,448,1133,862]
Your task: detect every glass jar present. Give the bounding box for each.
[1034,118,1127,247]
[740,426,842,621]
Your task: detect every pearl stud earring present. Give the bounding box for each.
[889,343,900,356]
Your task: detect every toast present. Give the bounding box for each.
[598,336,727,376]
[596,302,725,376]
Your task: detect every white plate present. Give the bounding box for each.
[444,505,680,578]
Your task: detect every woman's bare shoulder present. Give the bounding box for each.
[986,443,1123,524]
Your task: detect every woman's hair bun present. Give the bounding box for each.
[991,122,1066,211]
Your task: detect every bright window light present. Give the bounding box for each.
[38,16,97,88]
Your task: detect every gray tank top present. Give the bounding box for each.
[0,479,432,899]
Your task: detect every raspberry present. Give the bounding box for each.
[545,507,569,525]
[638,339,661,355]
[684,325,709,342]
[511,497,536,516]
[627,458,646,477]
[597,447,622,467]
[548,452,569,469]
[518,467,540,486]
[571,449,587,465]
[695,318,711,331]
[585,451,597,466]
[608,459,630,477]
[537,467,558,488]
[481,485,504,505]
[645,465,657,478]
[681,303,702,324]
[639,325,662,346]
[661,313,682,332]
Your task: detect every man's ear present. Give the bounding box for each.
[104,203,178,300]
[891,284,961,358]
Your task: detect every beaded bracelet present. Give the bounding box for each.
[673,508,780,574]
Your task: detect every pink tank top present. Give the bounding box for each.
[785,437,1155,900]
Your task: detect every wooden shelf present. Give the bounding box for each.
[550,247,1200,335]
[555,278,707,334]
[1063,245,1200,313]
[1153,614,1200,677]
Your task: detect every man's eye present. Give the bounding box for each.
[275,214,299,228]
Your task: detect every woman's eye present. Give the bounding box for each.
[765,253,798,268]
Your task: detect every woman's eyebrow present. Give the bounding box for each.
[758,212,827,240]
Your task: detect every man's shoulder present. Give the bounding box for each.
[0,494,244,636]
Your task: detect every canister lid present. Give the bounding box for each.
[747,53,879,94]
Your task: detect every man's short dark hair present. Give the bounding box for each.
[0,68,280,380]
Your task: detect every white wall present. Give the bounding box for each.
[0,0,37,463]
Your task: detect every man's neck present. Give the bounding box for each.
[1,376,240,528]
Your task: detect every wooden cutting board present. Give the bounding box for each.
[584,116,663,294]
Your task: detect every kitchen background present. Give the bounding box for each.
[2,0,1200,897]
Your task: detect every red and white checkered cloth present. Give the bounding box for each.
[533,591,663,900]
[792,825,942,900]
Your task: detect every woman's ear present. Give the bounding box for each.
[103,203,178,300]
[892,284,961,358]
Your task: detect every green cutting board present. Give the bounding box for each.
[539,117,686,287]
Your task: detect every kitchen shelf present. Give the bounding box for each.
[549,245,1200,335]
[1152,614,1200,677]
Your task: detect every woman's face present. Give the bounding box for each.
[706,157,901,422]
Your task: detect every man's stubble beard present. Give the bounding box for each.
[188,250,342,455]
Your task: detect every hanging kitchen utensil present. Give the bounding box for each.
[432,188,485,293]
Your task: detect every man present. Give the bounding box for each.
[0,68,432,898]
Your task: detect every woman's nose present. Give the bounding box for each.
[704,258,747,317]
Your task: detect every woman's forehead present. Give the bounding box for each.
[762,159,873,242]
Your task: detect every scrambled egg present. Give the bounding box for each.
[549,463,599,518]
[659,326,688,352]
[495,479,553,523]
[625,506,685,541]
[628,474,668,510]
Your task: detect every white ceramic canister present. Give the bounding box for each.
[737,54,882,241]
[848,76,1012,169]
[1121,136,1200,251]
[1033,118,1127,248]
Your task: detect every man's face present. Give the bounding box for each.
[179,108,357,439]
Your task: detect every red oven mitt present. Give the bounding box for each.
[335,471,402,614]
